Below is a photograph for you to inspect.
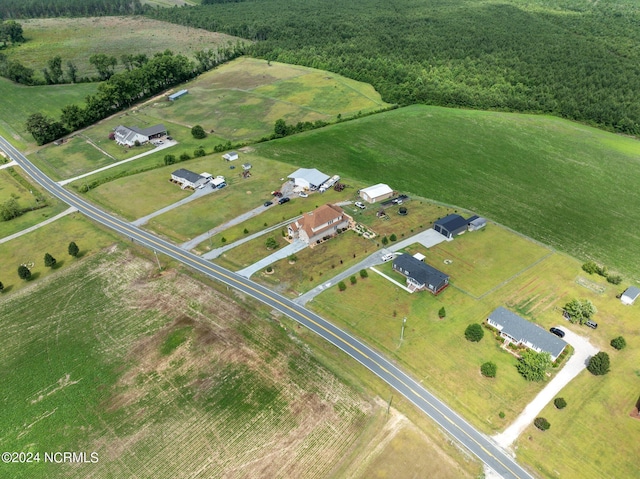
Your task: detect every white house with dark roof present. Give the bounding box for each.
[359,183,394,203]
[171,169,207,189]
[487,307,567,361]
[114,124,166,147]
[288,168,330,190]
[392,254,449,295]
[288,204,351,244]
[621,286,640,305]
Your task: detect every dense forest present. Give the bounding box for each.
[0,0,144,19]
[146,0,640,135]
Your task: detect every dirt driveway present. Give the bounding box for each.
[493,327,599,449]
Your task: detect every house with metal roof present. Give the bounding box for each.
[392,254,449,295]
[621,286,640,305]
[114,124,166,147]
[171,169,207,189]
[433,214,469,239]
[487,307,567,361]
[222,151,239,161]
[467,215,487,231]
[288,204,351,244]
[359,183,394,203]
[287,168,330,190]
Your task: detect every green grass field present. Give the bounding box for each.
[254,105,640,278]
[0,78,98,144]
[5,17,241,82]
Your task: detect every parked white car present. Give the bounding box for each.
[355,201,366,209]
[299,192,308,198]
[381,253,394,262]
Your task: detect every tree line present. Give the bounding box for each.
[147,0,640,136]
[25,44,246,145]
[0,0,144,19]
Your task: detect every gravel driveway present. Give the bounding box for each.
[493,327,599,448]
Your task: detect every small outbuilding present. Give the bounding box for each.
[434,214,469,239]
[359,183,394,204]
[223,151,239,161]
[168,89,188,101]
[171,169,207,189]
[467,215,487,231]
[621,286,640,305]
[288,168,330,190]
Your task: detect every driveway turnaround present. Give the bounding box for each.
[493,327,599,448]
[389,228,449,251]
[1,134,535,479]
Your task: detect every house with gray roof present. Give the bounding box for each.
[392,254,449,295]
[114,124,166,147]
[171,169,207,189]
[288,168,330,190]
[487,307,567,361]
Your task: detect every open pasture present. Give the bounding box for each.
[254,105,640,278]
[6,17,241,82]
[139,57,390,141]
[0,78,98,144]
[0,246,391,478]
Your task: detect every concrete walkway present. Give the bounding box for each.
[0,206,78,244]
[237,239,308,278]
[133,185,220,227]
[200,216,302,258]
[58,140,177,186]
[493,327,599,448]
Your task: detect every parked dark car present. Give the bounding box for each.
[586,320,598,329]
[264,201,272,207]
[549,327,565,338]
[278,197,290,205]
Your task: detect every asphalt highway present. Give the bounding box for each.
[0,135,535,479]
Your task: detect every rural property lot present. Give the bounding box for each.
[0,245,478,479]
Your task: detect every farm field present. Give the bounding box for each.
[254,105,640,278]
[0,78,98,145]
[310,222,640,478]
[140,57,390,141]
[5,17,242,82]
[0,167,69,239]
[0,244,478,478]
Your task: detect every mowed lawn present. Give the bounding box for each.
[0,247,384,479]
[254,105,640,278]
[0,167,69,239]
[0,214,117,295]
[311,222,640,478]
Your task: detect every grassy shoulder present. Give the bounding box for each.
[254,105,640,278]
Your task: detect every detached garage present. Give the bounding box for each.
[359,183,393,203]
[433,214,468,239]
[621,286,640,305]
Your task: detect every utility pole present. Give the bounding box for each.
[400,316,407,342]
[153,250,162,272]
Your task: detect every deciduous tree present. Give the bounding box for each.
[587,352,610,376]
[516,350,552,381]
[464,323,484,342]
[191,125,206,139]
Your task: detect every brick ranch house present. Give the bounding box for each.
[288,204,352,244]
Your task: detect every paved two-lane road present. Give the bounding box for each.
[0,135,535,479]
